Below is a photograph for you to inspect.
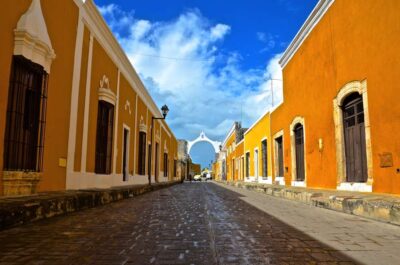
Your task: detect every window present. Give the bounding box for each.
[261,140,268,178]
[245,152,250,178]
[4,56,48,172]
[164,153,168,177]
[138,132,146,175]
[95,101,114,174]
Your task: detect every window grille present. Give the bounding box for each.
[95,101,114,174]
[4,56,48,172]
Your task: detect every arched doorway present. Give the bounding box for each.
[342,92,368,182]
[333,80,372,191]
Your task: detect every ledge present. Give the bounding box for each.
[217,181,400,226]
[0,181,180,231]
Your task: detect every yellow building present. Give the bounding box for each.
[220,122,245,182]
[0,0,178,196]
[243,111,273,184]
[217,0,400,196]
[270,0,400,194]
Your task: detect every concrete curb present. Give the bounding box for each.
[217,181,400,226]
[0,181,180,231]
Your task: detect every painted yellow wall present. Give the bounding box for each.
[234,140,244,181]
[115,75,137,175]
[0,0,179,195]
[271,0,400,194]
[86,38,119,173]
[0,0,80,193]
[74,25,90,173]
[244,112,272,179]
[224,133,236,181]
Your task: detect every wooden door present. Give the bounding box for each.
[261,140,267,178]
[276,137,284,177]
[123,129,128,181]
[343,93,368,182]
[294,124,305,181]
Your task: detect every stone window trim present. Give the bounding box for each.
[98,75,117,106]
[289,116,307,186]
[333,80,373,191]
[14,0,56,74]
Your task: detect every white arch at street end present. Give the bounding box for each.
[187,131,221,154]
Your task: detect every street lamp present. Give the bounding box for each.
[149,104,169,186]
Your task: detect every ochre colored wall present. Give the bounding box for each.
[116,75,137,175]
[0,0,79,192]
[234,141,244,181]
[86,38,119,173]
[244,113,272,179]
[74,25,90,172]
[224,133,236,181]
[271,0,400,194]
[135,97,148,175]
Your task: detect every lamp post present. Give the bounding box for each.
[148,104,169,186]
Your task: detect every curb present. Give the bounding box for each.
[0,181,180,231]
[217,181,400,226]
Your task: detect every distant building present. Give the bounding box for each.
[177,140,191,181]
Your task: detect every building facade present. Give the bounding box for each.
[243,111,273,184]
[216,122,245,182]
[216,0,400,195]
[0,0,178,196]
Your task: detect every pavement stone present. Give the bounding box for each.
[0,182,399,264]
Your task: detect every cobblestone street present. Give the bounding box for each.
[1,182,400,265]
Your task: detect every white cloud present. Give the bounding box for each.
[98,5,283,141]
[257,32,279,53]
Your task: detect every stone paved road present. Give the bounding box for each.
[0,182,399,265]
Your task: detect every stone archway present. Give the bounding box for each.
[187,131,221,154]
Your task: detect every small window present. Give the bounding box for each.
[4,56,48,172]
[95,101,114,174]
[138,132,146,175]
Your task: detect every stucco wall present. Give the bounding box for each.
[271,0,400,193]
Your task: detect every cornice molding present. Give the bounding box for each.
[80,0,175,136]
[279,0,335,69]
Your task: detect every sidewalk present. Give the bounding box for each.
[217,180,400,226]
[0,181,180,230]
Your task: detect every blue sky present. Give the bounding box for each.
[95,0,317,168]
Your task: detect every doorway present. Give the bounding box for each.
[122,128,129,181]
[155,143,159,182]
[343,93,368,182]
[294,124,305,181]
[254,149,259,180]
[275,136,284,177]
